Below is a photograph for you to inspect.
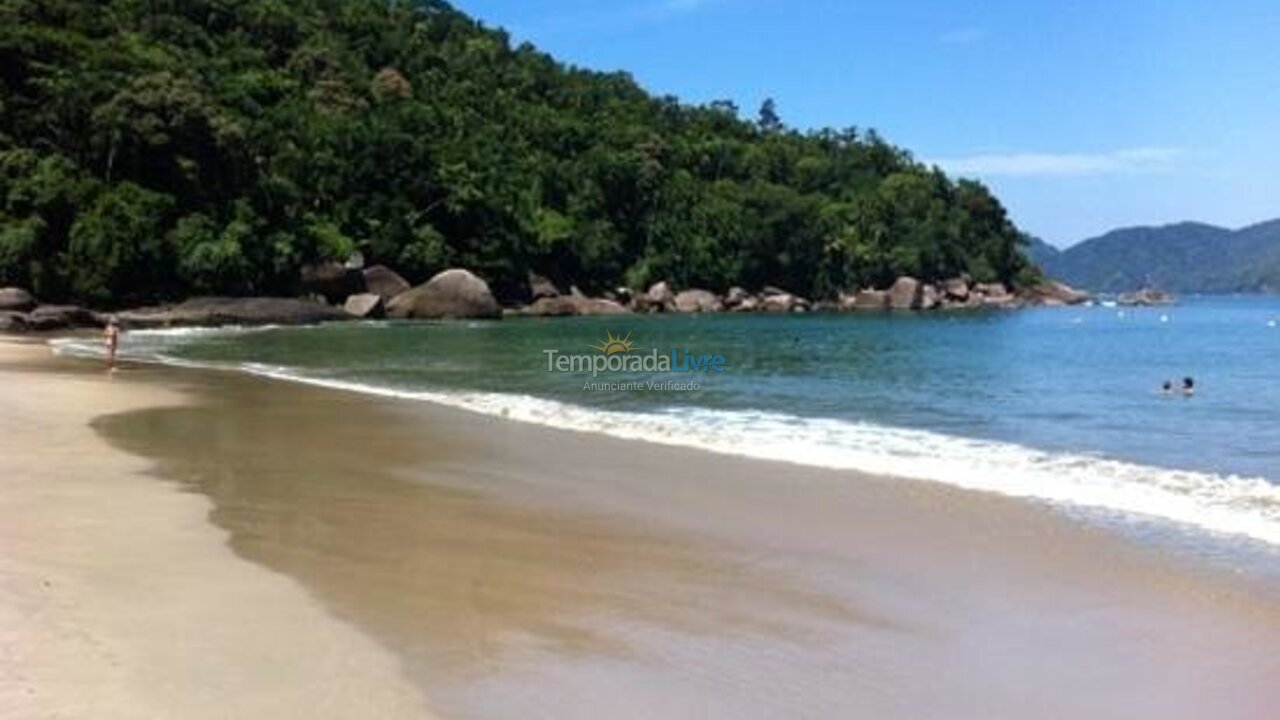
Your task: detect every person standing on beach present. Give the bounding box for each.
[104,317,120,369]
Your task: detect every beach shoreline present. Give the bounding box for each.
[0,339,435,719]
[5,337,1280,719]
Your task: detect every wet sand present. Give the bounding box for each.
[82,355,1280,719]
[0,340,434,719]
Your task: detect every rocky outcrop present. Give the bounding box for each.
[887,277,923,309]
[633,281,675,313]
[26,305,101,330]
[343,293,385,319]
[386,269,501,320]
[724,287,750,309]
[852,289,888,310]
[941,277,970,303]
[523,296,630,316]
[0,287,36,312]
[919,283,940,310]
[1021,280,1092,306]
[118,297,348,328]
[361,265,411,302]
[0,311,29,332]
[300,262,366,304]
[673,289,723,313]
[760,292,801,313]
[527,272,560,301]
[1116,288,1174,306]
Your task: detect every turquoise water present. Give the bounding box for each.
[59,296,1280,547]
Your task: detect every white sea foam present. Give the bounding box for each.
[48,331,1280,548]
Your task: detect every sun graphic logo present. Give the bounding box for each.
[589,330,639,356]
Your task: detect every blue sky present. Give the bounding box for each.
[460,0,1279,247]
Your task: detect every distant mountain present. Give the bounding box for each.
[1037,220,1280,294]
[1020,235,1061,268]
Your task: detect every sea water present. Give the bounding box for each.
[55,296,1280,550]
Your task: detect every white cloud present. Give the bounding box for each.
[931,147,1183,178]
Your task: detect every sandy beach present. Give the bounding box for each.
[0,340,434,719]
[3,338,1280,719]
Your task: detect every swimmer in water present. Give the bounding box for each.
[1182,376,1195,396]
[1161,380,1173,395]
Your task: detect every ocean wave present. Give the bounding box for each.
[239,365,1280,549]
[48,335,1280,548]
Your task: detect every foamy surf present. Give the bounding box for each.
[51,329,1280,549]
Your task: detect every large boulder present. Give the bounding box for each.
[941,277,971,302]
[343,293,385,319]
[673,289,723,313]
[887,277,923,309]
[524,295,630,316]
[724,287,750,309]
[760,293,798,313]
[919,284,940,310]
[633,281,675,313]
[118,297,349,328]
[26,305,101,330]
[527,272,561,301]
[386,268,501,320]
[0,311,29,333]
[0,287,36,312]
[973,282,1010,298]
[301,261,366,303]
[362,265,411,302]
[852,289,888,310]
[730,296,760,312]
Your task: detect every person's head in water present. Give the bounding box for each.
[1182,376,1195,395]
[1161,380,1173,394]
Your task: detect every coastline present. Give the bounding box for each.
[57,343,1280,719]
[0,339,434,719]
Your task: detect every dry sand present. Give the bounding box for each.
[4,337,1280,720]
[0,340,434,719]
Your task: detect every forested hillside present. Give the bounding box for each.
[0,0,1035,307]
[1042,221,1280,293]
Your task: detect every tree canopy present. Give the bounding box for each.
[0,0,1037,306]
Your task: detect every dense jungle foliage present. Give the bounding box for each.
[0,0,1036,305]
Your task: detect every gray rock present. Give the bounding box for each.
[362,265,411,302]
[724,287,750,308]
[528,272,560,301]
[386,269,501,320]
[27,305,101,330]
[920,284,940,310]
[853,289,888,310]
[760,293,797,313]
[1117,288,1173,307]
[524,296,631,316]
[301,262,366,303]
[673,289,723,313]
[118,297,349,328]
[0,311,29,332]
[634,281,675,313]
[343,293,385,319]
[973,282,1010,299]
[1023,280,1092,306]
[887,277,923,309]
[941,277,970,302]
[730,297,760,312]
[0,287,36,312]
